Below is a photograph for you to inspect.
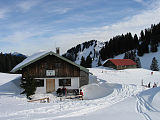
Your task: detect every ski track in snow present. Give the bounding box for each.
[136,92,159,120]
[1,69,160,120]
[136,95,152,120]
[0,84,142,120]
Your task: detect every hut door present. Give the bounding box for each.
[46,79,55,93]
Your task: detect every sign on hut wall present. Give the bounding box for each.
[46,70,55,76]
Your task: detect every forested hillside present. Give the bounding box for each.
[1,23,160,72]
[100,23,160,61]
[63,40,104,67]
[63,23,160,68]
[0,53,26,73]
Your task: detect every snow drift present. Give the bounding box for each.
[0,68,160,120]
[0,73,21,95]
[81,83,113,100]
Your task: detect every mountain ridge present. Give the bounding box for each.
[63,22,160,69]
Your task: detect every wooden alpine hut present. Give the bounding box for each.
[103,59,137,70]
[11,50,89,93]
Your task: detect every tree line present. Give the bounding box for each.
[122,50,159,71]
[81,23,160,68]
[63,40,96,61]
[100,23,160,61]
[0,53,26,73]
[63,23,160,68]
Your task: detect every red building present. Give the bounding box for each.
[103,59,137,70]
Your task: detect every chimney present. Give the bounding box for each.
[56,47,60,54]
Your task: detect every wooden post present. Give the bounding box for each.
[141,80,143,86]
[47,97,49,103]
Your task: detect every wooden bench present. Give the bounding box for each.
[65,95,83,100]
[28,97,50,103]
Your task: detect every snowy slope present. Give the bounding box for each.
[0,73,21,93]
[136,87,160,120]
[4,52,26,58]
[89,67,160,86]
[12,52,27,57]
[65,39,160,69]
[64,40,104,67]
[74,40,104,67]
[114,46,160,70]
[0,68,160,120]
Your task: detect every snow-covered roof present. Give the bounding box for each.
[11,51,89,73]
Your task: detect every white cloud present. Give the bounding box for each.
[134,0,143,3]
[7,0,160,55]
[48,1,160,54]
[46,7,71,15]
[17,1,40,11]
[1,31,42,43]
[2,0,160,55]
[41,2,72,15]
[0,9,9,19]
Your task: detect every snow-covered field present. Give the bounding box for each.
[0,67,160,120]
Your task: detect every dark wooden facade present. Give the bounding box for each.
[116,65,137,70]
[20,54,89,87]
[22,55,80,78]
[103,60,116,69]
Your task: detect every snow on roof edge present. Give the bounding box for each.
[11,51,48,72]
[11,51,89,73]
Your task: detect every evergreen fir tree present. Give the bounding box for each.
[80,56,86,67]
[130,50,136,61]
[86,55,92,68]
[137,45,144,56]
[123,52,129,59]
[150,39,158,52]
[140,30,145,42]
[123,50,136,61]
[0,52,26,73]
[20,76,36,99]
[135,57,141,68]
[97,57,102,66]
[133,34,139,49]
[150,57,159,71]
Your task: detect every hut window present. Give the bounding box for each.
[36,79,44,87]
[59,79,71,86]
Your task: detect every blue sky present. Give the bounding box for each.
[0,0,160,55]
